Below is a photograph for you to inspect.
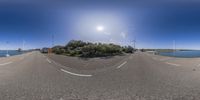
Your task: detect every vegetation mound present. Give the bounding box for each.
[52,40,134,57]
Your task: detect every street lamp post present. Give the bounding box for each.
[173,40,176,56]
[133,38,136,51]
[6,41,10,57]
[22,40,25,52]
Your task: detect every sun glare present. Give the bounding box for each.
[96,26,104,31]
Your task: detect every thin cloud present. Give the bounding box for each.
[103,32,111,35]
[120,32,127,39]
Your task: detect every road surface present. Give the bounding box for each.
[0,51,200,100]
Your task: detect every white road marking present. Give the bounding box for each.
[116,61,127,69]
[0,62,13,66]
[60,69,92,77]
[152,57,157,60]
[160,58,170,61]
[197,63,200,67]
[20,57,24,60]
[46,58,52,63]
[47,58,93,77]
[165,62,180,66]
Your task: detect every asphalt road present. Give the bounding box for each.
[1,51,200,100]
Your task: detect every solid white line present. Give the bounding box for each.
[46,58,52,63]
[165,62,180,66]
[60,69,92,77]
[116,61,127,69]
[0,62,13,66]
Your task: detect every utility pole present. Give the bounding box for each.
[6,41,10,57]
[133,38,136,49]
[22,40,25,51]
[153,41,156,55]
[49,34,55,54]
[173,40,176,56]
[52,34,54,48]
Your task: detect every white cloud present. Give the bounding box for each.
[109,38,114,42]
[103,32,111,35]
[120,32,127,39]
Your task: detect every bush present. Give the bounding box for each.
[123,46,134,53]
[52,45,65,54]
[66,40,86,50]
[81,44,96,57]
[52,40,134,57]
[69,51,77,56]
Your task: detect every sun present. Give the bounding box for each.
[96,26,104,31]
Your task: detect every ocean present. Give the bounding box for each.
[0,50,24,57]
[159,50,200,58]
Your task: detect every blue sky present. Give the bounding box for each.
[0,1,200,50]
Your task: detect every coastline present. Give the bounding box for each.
[144,52,200,69]
[0,50,27,58]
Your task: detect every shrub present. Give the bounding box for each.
[66,40,87,50]
[52,45,65,54]
[52,40,134,57]
[81,44,96,57]
[123,46,134,53]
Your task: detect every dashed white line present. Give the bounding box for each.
[152,57,158,60]
[0,62,13,66]
[116,61,127,69]
[165,62,180,66]
[20,57,24,60]
[46,58,52,63]
[60,69,92,77]
[196,63,200,67]
[160,58,170,61]
[47,57,93,77]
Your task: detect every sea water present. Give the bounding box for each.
[159,50,200,58]
[0,50,24,57]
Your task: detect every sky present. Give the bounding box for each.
[0,0,200,50]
